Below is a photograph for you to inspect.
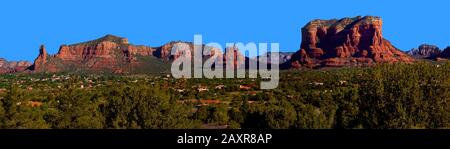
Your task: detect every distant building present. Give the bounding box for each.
[27,101,43,107]
[215,85,225,89]
[311,82,324,86]
[338,80,347,85]
[197,87,209,92]
[240,85,251,90]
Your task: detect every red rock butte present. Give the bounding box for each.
[0,58,31,73]
[30,34,246,74]
[0,16,419,74]
[288,16,414,68]
[31,34,160,73]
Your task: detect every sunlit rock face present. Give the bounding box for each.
[0,58,31,74]
[407,44,442,59]
[287,16,414,69]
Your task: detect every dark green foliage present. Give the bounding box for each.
[1,85,49,128]
[51,87,105,128]
[0,77,198,129]
[102,83,196,129]
[0,62,449,129]
[240,100,297,129]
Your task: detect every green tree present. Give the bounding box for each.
[53,87,105,129]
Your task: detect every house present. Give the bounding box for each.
[248,91,257,95]
[27,101,43,107]
[215,85,225,89]
[338,80,347,85]
[310,82,324,86]
[197,87,209,92]
[240,85,251,90]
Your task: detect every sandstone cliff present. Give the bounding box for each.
[407,44,441,59]
[31,35,166,73]
[286,16,414,68]
[0,58,31,74]
[30,34,246,74]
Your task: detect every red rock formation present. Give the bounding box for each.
[31,45,47,71]
[0,58,32,74]
[31,35,157,73]
[154,41,195,60]
[154,41,245,68]
[407,44,441,59]
[288,16,414,68]
[224,45,245,68]
[30,34,245,73]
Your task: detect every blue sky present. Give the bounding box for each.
[0,0,448,61]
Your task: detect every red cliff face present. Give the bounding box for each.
[289,16,414,68]
[30,35,246,73]
[407,44,442,59]
[154,41,195,60]
[32,35,158,73]
[32,45,48,71]
[0,58,31,74]
[224,46,245,68]
[155,42,245,68]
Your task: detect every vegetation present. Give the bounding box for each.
[0,62,449,129]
